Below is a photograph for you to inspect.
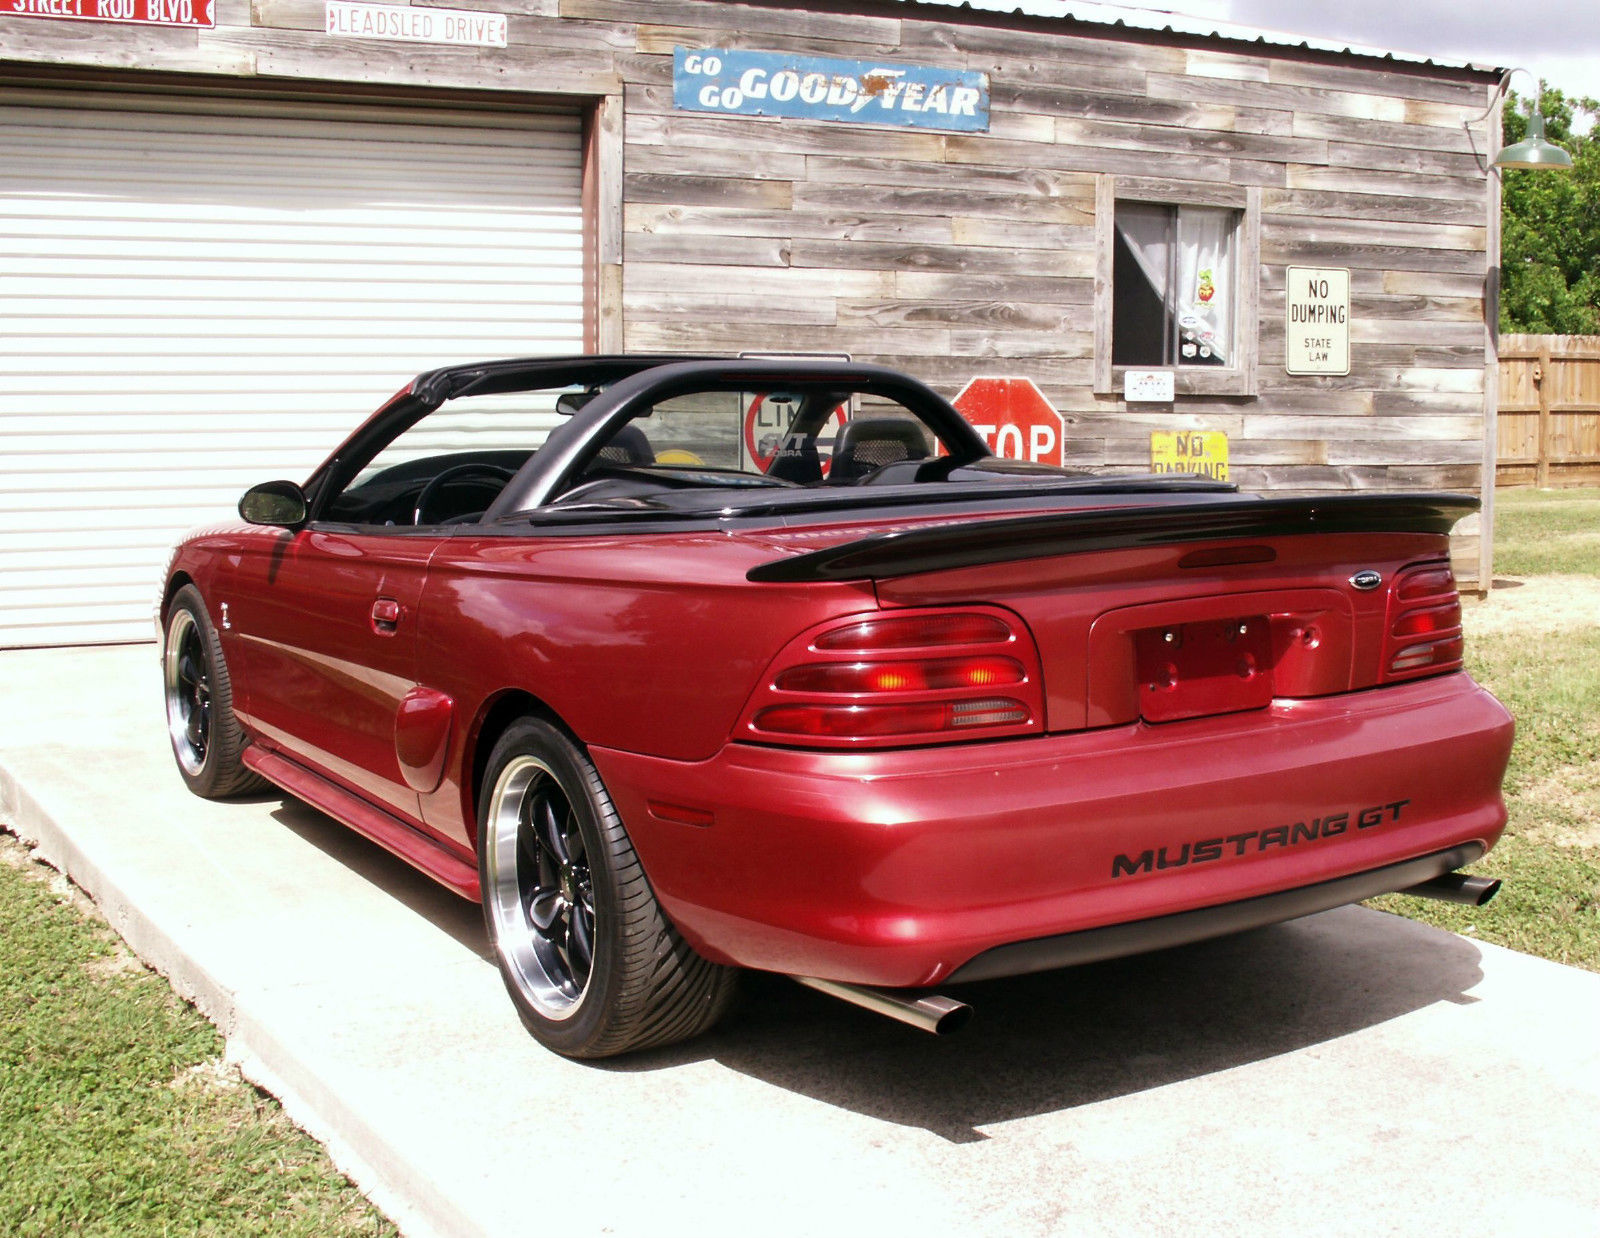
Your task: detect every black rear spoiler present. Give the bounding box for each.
[745,492,1479,583]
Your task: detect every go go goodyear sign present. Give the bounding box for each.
[3,0,211,26]
[675,48,989,133]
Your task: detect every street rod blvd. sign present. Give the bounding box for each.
[674,47,989,133]
[2,0,212,26]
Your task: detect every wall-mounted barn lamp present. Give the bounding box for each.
[1465,67,1574,173]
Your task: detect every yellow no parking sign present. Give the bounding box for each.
[1150,431,1229,481]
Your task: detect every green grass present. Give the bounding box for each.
[1491,485,1600,577]
[0,836,396,1238]
[1369,486,1600,970]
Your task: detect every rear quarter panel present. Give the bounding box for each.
[415,531,878,843]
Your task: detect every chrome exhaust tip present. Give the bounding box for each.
[794,976,973,1035]
[1399,871,1502,906]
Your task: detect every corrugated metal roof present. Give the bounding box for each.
[892,0,1501,77]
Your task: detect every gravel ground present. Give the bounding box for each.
[1468,573,1600,635]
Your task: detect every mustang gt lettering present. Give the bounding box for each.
[1112,799,1413,877]
[159,356,1513,1057]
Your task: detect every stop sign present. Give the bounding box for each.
[951,377,1065,467]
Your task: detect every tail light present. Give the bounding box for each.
[740,607,1045,748]
[1382,561,1464,681]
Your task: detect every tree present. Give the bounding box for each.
[1499,88,1600,335]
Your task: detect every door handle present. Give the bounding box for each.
[371,597,402,634]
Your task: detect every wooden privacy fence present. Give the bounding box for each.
[1497,334,1600,487]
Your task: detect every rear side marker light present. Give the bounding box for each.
[647,801,715,828]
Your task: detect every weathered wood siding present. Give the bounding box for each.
[1,0,1500,577]
[1497,334,1600,487]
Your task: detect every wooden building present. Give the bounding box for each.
[0,0,1504,645]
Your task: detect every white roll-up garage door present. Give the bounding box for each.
[0,89,585,648]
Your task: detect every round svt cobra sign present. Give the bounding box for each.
[743,393,847,472]
[951,377,1066,467]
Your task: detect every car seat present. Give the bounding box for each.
[828,418,931,483]
[596,423,655,465]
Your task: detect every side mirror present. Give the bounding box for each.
[239,480,309,528]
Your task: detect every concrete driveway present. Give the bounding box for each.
[3,645,1597,1238]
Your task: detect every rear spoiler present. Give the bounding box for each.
[745,492,1479,584]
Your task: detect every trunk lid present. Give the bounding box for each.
[746,493,1475,734]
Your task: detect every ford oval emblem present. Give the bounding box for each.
[1350,570,1383,591]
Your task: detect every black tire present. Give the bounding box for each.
[162,584,268,799]
[477,716,738,1058]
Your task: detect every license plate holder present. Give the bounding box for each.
[1134,615,1273,723]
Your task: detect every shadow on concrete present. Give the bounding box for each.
[606,908,1486,1144]
[247,790,1486,1145]
[266,797,489,960]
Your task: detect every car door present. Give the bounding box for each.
[228,525,438,822]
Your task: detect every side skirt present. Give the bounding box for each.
[243,746,481,901]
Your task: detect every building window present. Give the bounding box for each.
[1094,177,1261,398]
[1113,203,1237,369]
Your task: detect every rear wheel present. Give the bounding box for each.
[162,584,267,799]
[478,716,737,1058]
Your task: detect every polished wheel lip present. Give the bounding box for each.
[163,608,211,776]
[485,753,596,1022]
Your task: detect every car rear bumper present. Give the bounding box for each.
[591,672,1513,988]
[946,841,1483,983]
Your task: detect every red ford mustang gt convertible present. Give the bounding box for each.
[160,356,1513,1057]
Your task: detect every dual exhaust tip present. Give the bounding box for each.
[796,868,1501,1036]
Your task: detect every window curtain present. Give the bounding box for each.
[1174,207,1233,366]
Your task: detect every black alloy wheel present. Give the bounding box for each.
[478,716,738,1058]
[487,752,596,1014]
[162,584,266,799]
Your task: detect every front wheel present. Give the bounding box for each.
[162,584,267,799]
[477,717,737,1058]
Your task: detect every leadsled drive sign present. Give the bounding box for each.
[326,0,505,47]
[674,47,990,133]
